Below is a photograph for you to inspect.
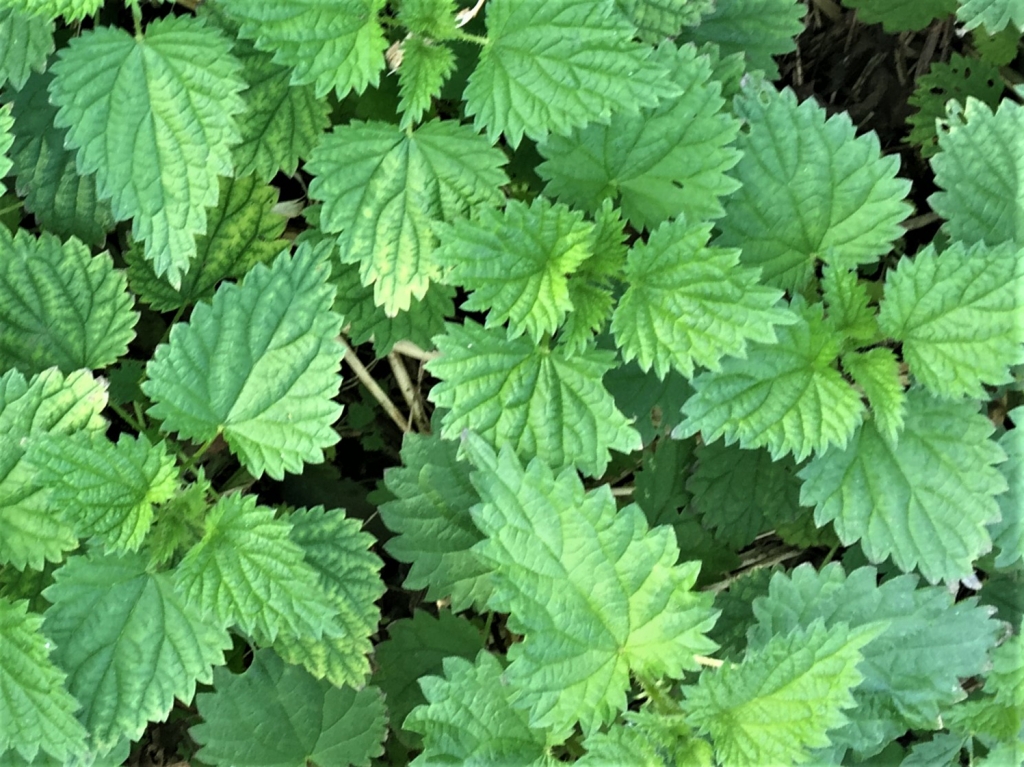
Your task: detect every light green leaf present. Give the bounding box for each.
[173,494,338,643]
[398,0,459,38]
[397,36,456,129]
[677,0,805,78]
[428,321,642,476]
[126,174,288,312]
[192,649,387,767]
[841,348,906,448]
[0,7,52,91]
[945,635,1024,744]
[612,217,795,380]
[0,103,12,193]
[840,0,957,31]
[306,120,508,316]
[378,432,491,612]
[2,0,103,22]
[215,0,387,99]
[405,652,553,766]
[989,406,1023,567]
[537,42,741,230]
[143,243,344,480]
[6,70,115,245]
[821,265,881,346]
[930,98,1024,245]
[717,83,911,290]
[800,389,1007,583]
[683,620,880,767]
[676,299,865,462]
[579,710,713,766]
[371,610,485,748]
[463,438,719,737]
[0,229,137,375]
[271,506,384,689]
[25,433,177,554]
[436,197,594,343]
[48,16,246,287]
[43,550,231,751]
[614,0,713,40]
[957,0,1024,31]
[0,368,107,570]
[464,0,679,147]
[878,241,1024,399]
[0,597,87,763]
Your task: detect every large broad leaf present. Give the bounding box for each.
[676,299,865,462]
[0,7,52,91]
[48,16,246,287]
[463,0,679,147]
[0,229,137,375]
[799,390,1007,583]
[428,321,641,477]
[878,241,1024,399]
[612,217,795,379]
[957,0,1024,31]
[43,550,231,752]
[214,0,387,99]
[930,98,1024,246]
[537,42,741,230]
[0,368,107,570]
[0,597,87,763]
[840,0,957,31]
[306,120,508,316]
[717,82,911,290]
[462,437,719,738]
[192,649,387,767]
[143,242,344,480]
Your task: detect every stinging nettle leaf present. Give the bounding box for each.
[841,347,906,448]
[841,0,957,32]
[396,36,457,130]
[957,0,1024,32]
[0,102,13,193]
[820,264,881,347]
[0,6,52,91]
[2,0,104,23]
[48,15,246,288]
[143,242,344,481]
[989,406,1023,567]
[614,0,714,40]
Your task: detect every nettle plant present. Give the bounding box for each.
[0,0,1022,764]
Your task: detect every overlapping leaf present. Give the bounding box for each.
[397,36,457,129]
[614,0,713,39]
[2,0,103,22]
[463,0,679,147]
[0,229,137,375]
[0,7,51,91]
[612,217,794,379]
[463,438,719,737]
[800,390,1007,583]
[944,635,1024,744]
[143,242,344,480]
[717,82,911,289]
[48,16,246,287]
[841,348,906,447]
[840,0,957,31]
[957,0,1024,31]
[537,42,741,230]
[821,265,881,346]
[578,710,713,766]
[0,103,12,192]
[306,120,508,315]
[989,406,1023,567]
[428,321,641,476]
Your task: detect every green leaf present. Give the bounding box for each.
[463,0,680,147]
[840,0,957,31]
[973,23,1022,65]
[192,648,387,767]
[537,42,741,230]
[957,0,1024,31]
[930,98,1024,246]
[405,651,553,766]
[677,0,805,78]
[614,0,713,40]
[371,610,485,748]
[634,436,695,523]
[688,441,804,549]
[397,36,457,129]
[0,229,137,375]
[676,299,865,462]
[25,433,176,554]
[48,16,246,287]
[579,710,713,766]
[0,7,52,91]
[800,390,1007,583]
[717,83,911,290]
[436,197,594,343]
[271,506,384,689]
[398,0,459,38]
[841,348,906,448]
[463,438,719,737]
[612,217,795,379]
[605,359,692,445]
[215,0,387,98]
[0,597,87,763]
[379,432,492,612]
[0,103,12,193]
[749,564,1001,752]
[0,368,107,570]
[2,0,103,23]
[173,494,338,643]
[683,620,880,767]
[945,635,1024,743]
[306,120,508,316]
[229,38,331,182]
[428,321,642,477]
[821,265,881,347]
[989,406,1023,567]
[43,550,230,751]
[878,241,1024,399]
[6,70,115,245]
[126,174,288,312]
[143,243,344,480]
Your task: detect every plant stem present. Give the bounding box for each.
[340,336,410,433]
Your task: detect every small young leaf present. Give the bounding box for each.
[841,347,906,448]
[821,265,881,346]
[397,36,457,129]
